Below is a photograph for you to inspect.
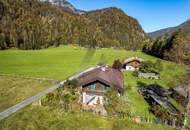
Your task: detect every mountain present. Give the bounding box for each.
[82,7,146,49]
[148,19,190,38]
[0,0,146,50]
[143,19,190,65]
[39,0,85,14]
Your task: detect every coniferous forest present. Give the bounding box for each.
[0,0,146,50]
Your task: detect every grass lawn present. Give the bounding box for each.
[0,75,54,112]
[0,45,186,83]
[0,105,178,130]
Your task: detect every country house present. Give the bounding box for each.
[78,66,124,107]
[122,57,144,71]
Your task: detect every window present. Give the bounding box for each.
[101,84,107,91]
[89,84,96,91]
[88,83,107,91]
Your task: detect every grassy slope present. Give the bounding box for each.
[0,46,186,114]
[0,45,186,129]
[0,76,54,112]
[0,105,177,130]
[0,45,186,82]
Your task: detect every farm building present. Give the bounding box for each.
[170,84,190,107]
[138,72,160,79]
[140,84,179,114]
[78,66,124,107]
[122,57,144,71]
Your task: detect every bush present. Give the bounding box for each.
[104,88,130,118]
[149,103,174,122]
[112,59,122,70]
[140,60,163,73]
[42,81,79,111]
[154,59,163,72]
[64,79,79,89]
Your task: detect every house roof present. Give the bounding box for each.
[78,66,124,92]
[172,84,190,99]
[142,84,179,114]
[145,84,170,97]
[138,72,160,78]
[123,57,144,64]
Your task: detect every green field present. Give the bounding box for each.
[0,45,186,82]
[0,75,54,112]
[0,45,187,129]
[0,46,186,114]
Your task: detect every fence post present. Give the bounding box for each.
[172,118,176,128]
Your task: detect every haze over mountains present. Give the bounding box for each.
[148,19,190,38]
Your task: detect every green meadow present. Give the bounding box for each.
[0,76,54,112]
[0,105,177,130]
[0,45,186,129]
[0,45,186,83]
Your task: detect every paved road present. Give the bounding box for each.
[0,66,98,121]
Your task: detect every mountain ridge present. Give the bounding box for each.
[0,0,146,50]
[39,0,85,14]
[144,19,190,65]
[148,19,190,38]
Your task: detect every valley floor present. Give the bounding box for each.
[0,45,187,129]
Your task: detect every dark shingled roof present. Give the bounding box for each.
[78,66,124,92]
[142,84,179,114]
[145,84,170,97]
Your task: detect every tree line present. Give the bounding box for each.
[0,0,146,50]
[143,30,190,65]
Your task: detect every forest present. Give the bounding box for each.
[0,0,146,50]
[143,30,190,65]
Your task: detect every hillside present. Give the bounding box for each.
[0,45,186,130]
[148,19,190,38]
[39,0,85,14]
[84,7,146,49]
[0,0,146,50]
[0,45,186,114]
[0,45,185,82]
[144,19,190,65]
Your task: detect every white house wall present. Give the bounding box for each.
[82,92,104,106]
[125,65,136,71]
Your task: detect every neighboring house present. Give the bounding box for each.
[122,57,143,71]
[78,66,124,107]
[140,84,179,114]
[138,72,160,79]
[170,84,190,107]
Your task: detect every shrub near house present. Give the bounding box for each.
[77,66,125,115]
[42,80,80,111]
[42,66,128,115]
[137,60,163,79]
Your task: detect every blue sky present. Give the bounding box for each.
[68,0,190,32]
